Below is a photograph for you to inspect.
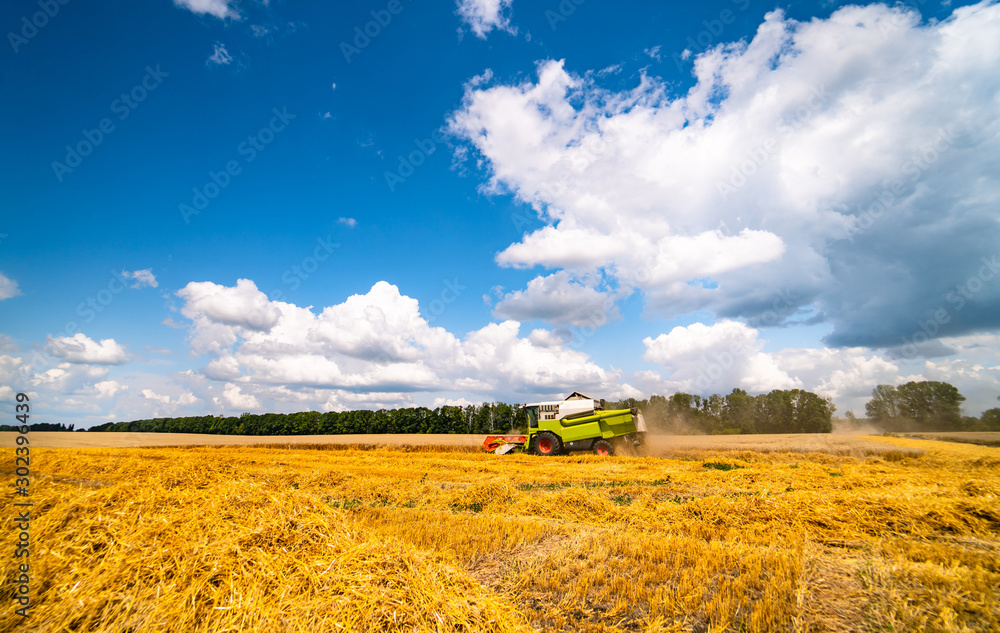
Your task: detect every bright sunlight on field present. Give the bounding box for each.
[2,435,998,632]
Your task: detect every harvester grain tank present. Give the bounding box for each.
[484,392,647,456]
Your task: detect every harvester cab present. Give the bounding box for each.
[484,393,647,456]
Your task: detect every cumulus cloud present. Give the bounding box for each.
[448,3,1000,348]
[176,279,619,405]
[0,273,21,300]
[222,383,261,410]
[174,0,239,20]
[771,348,901,414]
[639,321,918,414]
[643,321,799,395]
[0,354,29,402]
[492,271,621,328]
[141,388,199,408]
[122,269,158,289]
[94,380,126,399]
[177,279,282,355]
[338,217,358,228]
[456,0,516,39]
[45,334,129,365]
[32,363,110,393]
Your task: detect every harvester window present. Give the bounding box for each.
[526,406,539,429]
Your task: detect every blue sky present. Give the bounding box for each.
[2,0,999,427]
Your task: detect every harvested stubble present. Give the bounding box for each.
[2,435,998,632]
[892,431,1000,447]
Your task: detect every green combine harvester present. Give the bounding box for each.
[483,392,647,456]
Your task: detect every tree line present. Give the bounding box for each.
[80,387,835,436]
[13,381,995,436]
[864,381,1000,431]
[85,402,528,436]
[0,422,75,432]
[607,388,835,435]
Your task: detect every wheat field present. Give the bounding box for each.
[2,435,998,632]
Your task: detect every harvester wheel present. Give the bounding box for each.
[534,432,562,456]
[592,439,614,456]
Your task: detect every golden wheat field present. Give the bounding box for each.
[2,435,999,632]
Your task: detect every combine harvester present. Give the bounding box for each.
[484,392,647,456]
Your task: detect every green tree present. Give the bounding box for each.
[789,389,834,433]
[722,388,756,434]
[866,381,966,430]
[977,396,1000,431]
[865,384,901,420]
[896,381,965,430]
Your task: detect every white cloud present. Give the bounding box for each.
[176,279,619,406]
[0,273,21,300]
[643,321,799,395]
[644,45,661,61]
[222,383,261,410]
[141,389,171,405]
[0,335,16,352]
[177,279,282,354]
[448,3,1000,348]
[637,321,998,415]
[432,396,475,408]
[45,334,129,365]
[174,0,239,20]
[141,388,200,409]
[468,69,494,87]
[0,354,29,402]
[162,317,186,329]
[207,43,233,65]
[94,380,126,399]
[456,0,516,39]
[32,363,110,393]
[338,217,358,228]
[122,269,158,289]
[771,347,901,414]
[492,271,621,328]
[528,328,567,347]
